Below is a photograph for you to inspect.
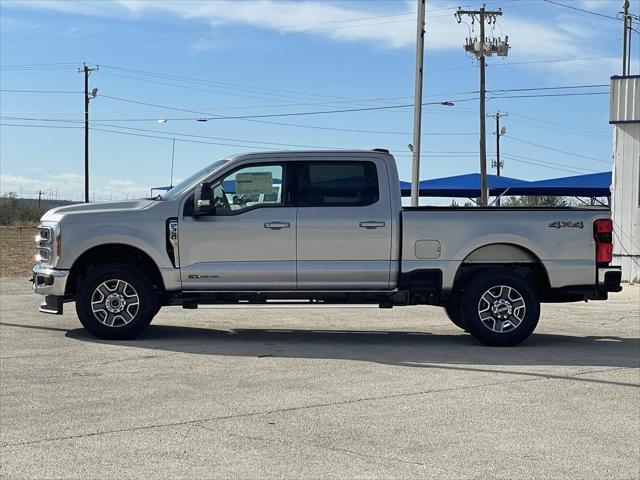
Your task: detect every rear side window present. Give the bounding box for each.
[296,162,379,207]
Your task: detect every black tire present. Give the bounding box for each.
[75,264,158,340]
[460,269,540,347]
[444,302,467,331]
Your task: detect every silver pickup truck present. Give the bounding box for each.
[32,150,621,346]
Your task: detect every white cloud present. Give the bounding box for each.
[107,179,149,197]
[0,173,149,201]
[108,179,137,189]
[0,172,83,200]
[6,0,619,77]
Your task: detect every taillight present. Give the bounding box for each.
[593,219,613,266]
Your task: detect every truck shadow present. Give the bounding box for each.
[65,324,640,376]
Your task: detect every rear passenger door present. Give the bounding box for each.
[294,159,393,290]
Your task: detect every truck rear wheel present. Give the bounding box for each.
[460,270,540,347]
[75,264,158,340]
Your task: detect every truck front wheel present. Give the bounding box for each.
[460,270,540,347]
[75,264,158,340]
[444,303,467,331]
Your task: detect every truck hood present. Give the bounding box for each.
[41,199,155,222]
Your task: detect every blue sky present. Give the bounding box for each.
[1,0,637,202]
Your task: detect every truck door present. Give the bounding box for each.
[179,162,296,290]
[295,159,393,289]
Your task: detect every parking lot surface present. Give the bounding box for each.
[1,277,639,479]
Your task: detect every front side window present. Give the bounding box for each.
[209,164,283,215]
[296,162,379,207]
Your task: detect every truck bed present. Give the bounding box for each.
[400,206,611,290]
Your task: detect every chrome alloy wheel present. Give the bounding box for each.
[477,285,526,334]
[90,279,140,328]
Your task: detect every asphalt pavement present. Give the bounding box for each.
[1,277,639,479]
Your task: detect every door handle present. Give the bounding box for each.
[264,222,290,230]
[359,221,386,229]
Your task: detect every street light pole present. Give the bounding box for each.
[411,0,426,207]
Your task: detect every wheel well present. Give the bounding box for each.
[451,244,550,297]
[66,244,165,297]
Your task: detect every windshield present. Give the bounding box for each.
[161,160,229,200]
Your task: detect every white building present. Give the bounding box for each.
[609,75,639,283]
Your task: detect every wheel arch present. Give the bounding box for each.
[451,243,551,294]
[66,243,165,297]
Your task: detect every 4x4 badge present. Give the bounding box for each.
[548,221,584,229]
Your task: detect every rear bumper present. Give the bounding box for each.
[541,266,622,302]
[597,266,622,292]
[32,266,69,314]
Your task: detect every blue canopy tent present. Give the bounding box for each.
[153,171,612,200]
[506,172,611,197]
[400,173,530,198]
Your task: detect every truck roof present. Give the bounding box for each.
[225,149,393,161]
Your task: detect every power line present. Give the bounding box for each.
[0,118,477,151]
[486,55,616,68]
[0,62,79,68]
[93,123,349,150]
[541,0,619,20]
[503,152,599,173]
[490,84,608,93]
[505,136,610,164]
[0,115,476,136]
[100,65,356,102]
[97,94,476,120]
[1,86,605,123]
[99,71,354,105]
[501,155,597,175]
[488,91,609,100]
[100,62,610,104]
[508,117,609,141]
[0,123,82,129]
[509,111,609,137]
[1,122,601,176]
[0,89,83,94]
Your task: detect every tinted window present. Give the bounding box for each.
[297,162,379,207]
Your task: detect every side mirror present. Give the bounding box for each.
[193,183,216,217]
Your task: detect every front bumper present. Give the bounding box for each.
[32,265,70,314]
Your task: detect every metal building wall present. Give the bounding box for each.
[610,76,640,283]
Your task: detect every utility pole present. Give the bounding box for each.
[488,111,507,206]
[622,0,629,75]
[170,138,176,187]
[411,0,426,207]
[78,63,99,203]
[621,0,634,75]
[488,111,507,177]
[455,5,509,206]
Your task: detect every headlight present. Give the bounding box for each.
[35,223,60,267]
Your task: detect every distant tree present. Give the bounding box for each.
[0,193,18,225]
[503,195,570,207]
[450,199,475,207]
[0,193,56,225]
